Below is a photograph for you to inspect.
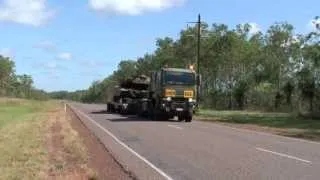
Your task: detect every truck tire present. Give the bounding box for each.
[178,115,184,121]
[107,104,110,112]
[185,115,192,122]
[153,109,162,121]
[162,113,169,121]
[185,111,193,122]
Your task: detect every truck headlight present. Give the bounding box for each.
[184,90,194,98]
[165,89,176,97]
[188,98,193,102]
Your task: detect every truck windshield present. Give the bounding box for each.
[164,71,195,85]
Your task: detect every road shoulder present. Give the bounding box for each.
[66,104,136,180]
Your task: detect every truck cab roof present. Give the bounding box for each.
[162,67,195,73]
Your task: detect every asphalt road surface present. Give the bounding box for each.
[71,103,320,180]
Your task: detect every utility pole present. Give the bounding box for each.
[196,14,201,106]
[187,14,202,108]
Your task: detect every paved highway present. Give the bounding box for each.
[71,103,320,180]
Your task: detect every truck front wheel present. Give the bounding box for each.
[185,111,193,122]
[185,116,192,122]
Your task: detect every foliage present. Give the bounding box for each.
[53,16,320,116]
[0,55,49,100]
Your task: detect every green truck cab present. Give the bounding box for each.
[149,67,197,122]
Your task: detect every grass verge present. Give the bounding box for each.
[197,110,320,141]
[46,106,97,179]
[0,98,56,180]
[0,98,96,180]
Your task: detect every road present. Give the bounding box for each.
[71,103,320,180]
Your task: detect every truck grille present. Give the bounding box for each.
[170,97,187,109]
[172,97,186,103]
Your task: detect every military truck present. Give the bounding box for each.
[146,67,198,122]
[107,67,199,122]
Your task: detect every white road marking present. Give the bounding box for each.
[168,125,183,130]
[71,105,174,180]
[198,126,208,129]
[194,121,320,145]
[256,147,312,164]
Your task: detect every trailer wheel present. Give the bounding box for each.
[153,109,162,121]
[162,113,169,121]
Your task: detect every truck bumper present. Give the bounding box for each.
[162,101,194,114]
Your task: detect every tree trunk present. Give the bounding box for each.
[228,94,232,110]
[275,92,281,109]
[309,96,314,112]
[239,96,244,110]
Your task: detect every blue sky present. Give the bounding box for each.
[0,0,319,92]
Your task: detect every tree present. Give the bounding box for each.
[65,16,320,118]
[0,55,15,96]
[296,16,320,114]
[17,74,34,98]
[0,54,49,100]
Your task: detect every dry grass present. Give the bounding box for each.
[45,105,97,180]
[0,102,50,180]
[62,115,88,164]
[0,98,96,180]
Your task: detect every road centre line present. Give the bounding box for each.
[168,125,183,130]
[72,105,174,180]
[256,147,312,164]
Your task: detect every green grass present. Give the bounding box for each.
[197,109,320,141]
[0,98,59,180]
[0,99,57,128]
[0,105,34,128]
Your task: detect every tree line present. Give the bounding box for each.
[52,17,320,116]
[0,55,48,100]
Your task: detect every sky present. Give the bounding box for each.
[0,0,319,92]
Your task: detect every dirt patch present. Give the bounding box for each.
[46,108,93,180]
[67,107,135,180]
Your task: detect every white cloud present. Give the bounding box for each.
[88,0,185,15]
[0,48,14,58]
[238,22,261,36]
[0,0,54,26]
[291,35,300,44]
[41,61,68,70]
[248,22,261,35]
[57,52,72,60]
[32,62,67,75]
[34,40,56,52]
[47,70,60,79]
[309,17,320,31]
[46,62,57,69]
[81,60,107,68]
[281,35,301,48]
